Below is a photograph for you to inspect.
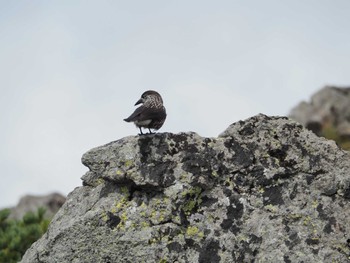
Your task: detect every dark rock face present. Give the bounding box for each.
[9,193,66,220]
[21,114,350,263]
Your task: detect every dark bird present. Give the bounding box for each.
[124,90,167,135]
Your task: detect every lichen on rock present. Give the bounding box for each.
[21,114,350,263]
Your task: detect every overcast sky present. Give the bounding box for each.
[1,1,350,208]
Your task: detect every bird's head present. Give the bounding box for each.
[135,90,163,106]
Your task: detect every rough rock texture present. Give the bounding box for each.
[21,114,350,263]
[9,193,66,220]
[290,86,350,138]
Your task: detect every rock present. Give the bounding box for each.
[9,193,66,220]
[20,114,350,263]
[290,86,350,138]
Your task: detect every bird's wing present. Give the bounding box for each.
[124,106,165,122]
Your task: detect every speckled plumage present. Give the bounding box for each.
[124,90,167,135]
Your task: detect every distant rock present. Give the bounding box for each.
[21,115,350,262]
[9,193,66,220]
[290,86,350,139]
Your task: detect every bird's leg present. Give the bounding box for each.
[138,127,144,135]
[148,128,154,134]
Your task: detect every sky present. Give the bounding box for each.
[1,0,350,208]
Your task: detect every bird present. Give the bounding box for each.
[124,90,167,135]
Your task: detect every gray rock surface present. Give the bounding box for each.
[290,86,350,137]
[9,192,66,220]
[21,114,350,263]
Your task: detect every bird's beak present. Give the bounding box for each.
[135,98,143,106]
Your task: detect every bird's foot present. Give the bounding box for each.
[138,127,145,136]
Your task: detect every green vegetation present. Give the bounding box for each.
[0,207,50,263]
[321,123,350,151]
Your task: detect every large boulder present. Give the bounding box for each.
[290,86,350,139]
[21,114,350,263]
[9,193,66,220]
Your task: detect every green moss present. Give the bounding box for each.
[341,141,350,151]
[321,123,350,151]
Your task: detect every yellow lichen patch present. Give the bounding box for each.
[140,211,147,217]
[303,215,312,226]
[116,211,128,230]
[115,197,128,210]
[141,221,150,228]
[124,160,133,167]
[120,186,130,196]
[110,206,117,214]
[333,243,350,260]
[155,198,162,206]
[96,178,105,185]
[116,170,123,175]
[149,209,168,224]
[159,212,165,222]
[185,226,204,239]
[182,186,202,197]
[180,173,191,183]
[265,204,278,213]
[288,213,302,220]
[101,211,108,222]
[258,187,265,194]
[181,186,203,215]
[198,231,204,239]
[183,200,197,215]
[186,226,199,236]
